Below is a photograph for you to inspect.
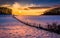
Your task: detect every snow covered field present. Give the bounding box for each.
[0,15,60,38]
[15,16,60,28]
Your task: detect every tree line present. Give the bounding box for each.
[0,7,12,15]
[42,7,60,15]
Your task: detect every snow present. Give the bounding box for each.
[0,15,60,38]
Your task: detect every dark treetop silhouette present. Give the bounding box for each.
[0,7,12,15]
[42,7,60,15]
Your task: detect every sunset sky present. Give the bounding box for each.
[0,0,60,7]
[0,0,60,15]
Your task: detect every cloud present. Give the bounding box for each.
[0,0,60,7]
[12,2,22,8]
[23,4,41,7]
[0,4,11,7]
[12,2,42,8]
[0,2,42,8]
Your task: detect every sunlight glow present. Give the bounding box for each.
[0,2,51,15]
